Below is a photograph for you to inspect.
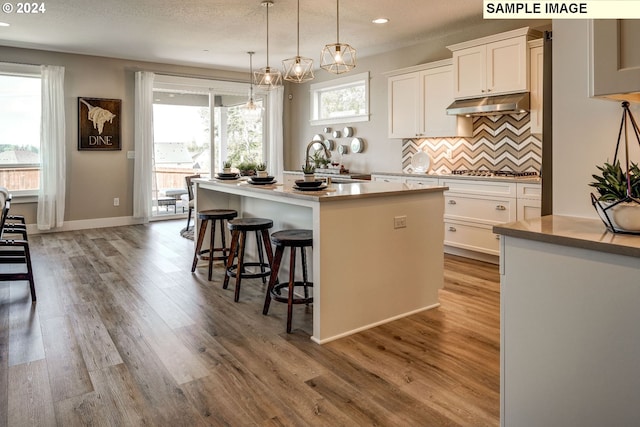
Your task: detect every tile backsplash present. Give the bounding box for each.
[402,113,542,174]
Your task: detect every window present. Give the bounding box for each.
[310,71,369,126]
[0,63,41,195]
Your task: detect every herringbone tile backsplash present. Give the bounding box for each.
[402,113,542,174]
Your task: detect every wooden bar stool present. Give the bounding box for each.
[223,217,274,302]
[191,209,238,280]
[262,229,313,333]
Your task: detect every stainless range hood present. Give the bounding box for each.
[446,92,530,116]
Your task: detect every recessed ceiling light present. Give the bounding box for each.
[0,22,10,27]
[372,18,389,24]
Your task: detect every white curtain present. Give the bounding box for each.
[37,65,66,230]
[265,86,284,181]
[133,71,155,222]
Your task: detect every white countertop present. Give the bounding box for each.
[195,177,447,203]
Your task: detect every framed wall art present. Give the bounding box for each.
[78,97,121,151]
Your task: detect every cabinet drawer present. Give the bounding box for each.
[516,182,542,200]
[372,175,403,183]
[444,221,500,255]
[444,194,516,224]
[405,177,439,186]
[440,179,517,197]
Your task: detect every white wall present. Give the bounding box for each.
[553,20,640,218]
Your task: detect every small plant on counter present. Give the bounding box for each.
[302,164,316,174]
[256,162,268,177]
[237,161,258,176]
[223,160,232,169]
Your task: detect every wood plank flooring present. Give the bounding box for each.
[0,220,500,426]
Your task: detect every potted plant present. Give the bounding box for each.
[589,160,640,232]
[223,160,232,174]
[256,162,268,177]
[302,163,316,182]
[237,161,257,176]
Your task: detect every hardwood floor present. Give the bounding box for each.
[0,220,500,426]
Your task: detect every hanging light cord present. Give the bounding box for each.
[336,0,340,44]
[296,0,300,56]
[248,52,255,102]
[266,1,271,68]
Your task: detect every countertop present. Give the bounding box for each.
[372,171,542,184]
[493,215,640,258]
[284,170,371,180]
[195,177,447,203]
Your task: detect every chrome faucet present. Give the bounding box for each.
[304,141,331,170]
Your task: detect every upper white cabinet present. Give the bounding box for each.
[448,27,541,100]
[529,39,544,135]
[387,59,472,139]
[590,20,640,101]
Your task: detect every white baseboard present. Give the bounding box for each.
[26,216,144,235]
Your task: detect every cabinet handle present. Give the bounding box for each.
[448,226,457,232]
[495,234,501,240]
[448,200,457,205]
[481,89,485,93]
[496,205,506,211]
[487,88,492,92]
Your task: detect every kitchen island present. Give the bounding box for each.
[194,178,447,344]
[494,215,640,426]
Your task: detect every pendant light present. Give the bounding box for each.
[255,0,282,90]
[282,0,314,83]
[241,51,263,122]
[320,0,356,74]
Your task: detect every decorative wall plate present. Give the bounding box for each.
[343,126,354,137]
[350,137,365,153]
[338,144,349,155]
[312,133,324,142]
[323,127,332,133]
[332,130,341,138]
[323,139,334,150]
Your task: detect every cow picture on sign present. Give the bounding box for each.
[78,97,121,151]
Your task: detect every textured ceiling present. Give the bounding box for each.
[0,0,485,71]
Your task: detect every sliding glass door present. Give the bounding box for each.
[151,76,265,219]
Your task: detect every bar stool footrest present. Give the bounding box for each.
[270,281,314,305]
[226,262,271,280]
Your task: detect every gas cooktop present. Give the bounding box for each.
[450,169,539,178]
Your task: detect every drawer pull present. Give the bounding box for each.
[448,226,457,232]
[496,205,506,211]
[448,200,457,205]
[495,234,501,240]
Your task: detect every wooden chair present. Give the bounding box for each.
[0,192,36,301]
[0,187,27,239]
[183,174,200,230]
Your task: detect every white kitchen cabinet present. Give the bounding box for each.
[590,20,640,101]
[528,39,544,135]
[405,176,439,186]
[386,59,472,139]
[440,179,517,257]
[516,182,542,220]
[448,27,541,100]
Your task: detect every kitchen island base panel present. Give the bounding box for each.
[500,236,640,427]
[195,180,445,343]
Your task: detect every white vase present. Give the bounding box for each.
[598,200,640,232]
[257,170,268,177]
[223,167,231,174]
[304,173,315,182]
[610,202,640,231]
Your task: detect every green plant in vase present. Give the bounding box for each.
[302,163,316,182]
[222,160,232,174]
[256,162,268,177]
[589,160,640,232]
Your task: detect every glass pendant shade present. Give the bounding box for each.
[241,51,263,121]
[320,0,356,74]
[256,0,282,90]
[283,0,314,83]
